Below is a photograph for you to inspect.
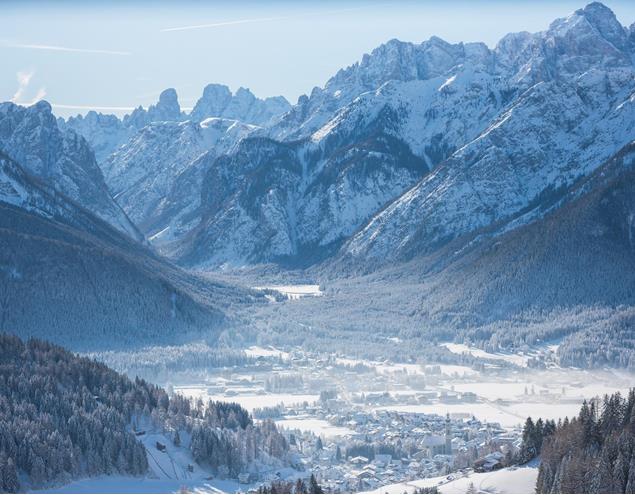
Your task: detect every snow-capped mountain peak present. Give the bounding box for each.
[190,83,291,125]
[0,100,142,241]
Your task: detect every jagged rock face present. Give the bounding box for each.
[103,118,256,244]
[0,101,142,241]
[51,2,635,272]
[58,112,132,163]
[343,3,635,264]
[61,86,291,245]
[175,2,635,268]
[189,84,291,125]
[124,88,183,129]
[172,122,429,267]
[61,88,184,163]
[268,37,493,142]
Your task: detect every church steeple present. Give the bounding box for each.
[445,412,452,455]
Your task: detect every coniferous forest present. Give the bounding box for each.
[536,390,635,493]
[0,334,289,492]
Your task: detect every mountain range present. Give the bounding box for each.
[2,2,635,360]
[61,3,635,270]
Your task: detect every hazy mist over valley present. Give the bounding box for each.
[2,1,635,493]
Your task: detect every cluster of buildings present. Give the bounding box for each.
[277,401,522,492]
[182,347,528,492]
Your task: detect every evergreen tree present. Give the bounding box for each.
[537,389,635,493]
[4,457,20,494]
[308,474,323,494]
[294,478,307,494]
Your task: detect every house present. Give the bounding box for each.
[373,454,392,466]
[350,456,369,465]
[474,451,505,472]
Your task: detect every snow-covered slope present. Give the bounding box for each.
[0,101,142,241]
[343,2,635,264]
[62,86,290,165]
[366,463,538,494]
[104,117,257,243]
[60,88,184,163]
[61,86,291,250]
[172,128,428,267]
[268,36,493,143]
[172,2,635,268]
[0,150,261,350]
[51,2,635,274]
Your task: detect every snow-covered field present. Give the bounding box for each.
[244,345,290,359]
[373,403,528,428]
[173,384,319,413]
[253,284,323,300]
[276,417,355,438]
[442,343,532,367]
[367,462,539,494]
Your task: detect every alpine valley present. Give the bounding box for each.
[3,2,635,493]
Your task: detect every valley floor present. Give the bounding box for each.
[53,278,635,493]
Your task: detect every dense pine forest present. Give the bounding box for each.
[536,389,635,493]
[0,334,289,492]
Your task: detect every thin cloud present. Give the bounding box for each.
[5,43,131,56]
[11,70,47,106]
[161,6,376,33]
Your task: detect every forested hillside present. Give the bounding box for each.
[536,389,635,493]
[0,334,289,492]
[0,150,260,350]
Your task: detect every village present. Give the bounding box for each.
[258,397,523,492]
[172,346,552,492]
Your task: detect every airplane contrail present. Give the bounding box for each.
[161,6,379,33]
[5,43,131,56]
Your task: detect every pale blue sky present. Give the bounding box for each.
[2,0,635,118]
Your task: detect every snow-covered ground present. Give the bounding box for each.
[244,345,290,359]
[253,285,323,300]
[276,417,356,438]
[373,403,528,429]
[173,384,319,413]
[38,422,250,494]
[442,343,532,367]
[37,476,243,494]
[366,462,539,494]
